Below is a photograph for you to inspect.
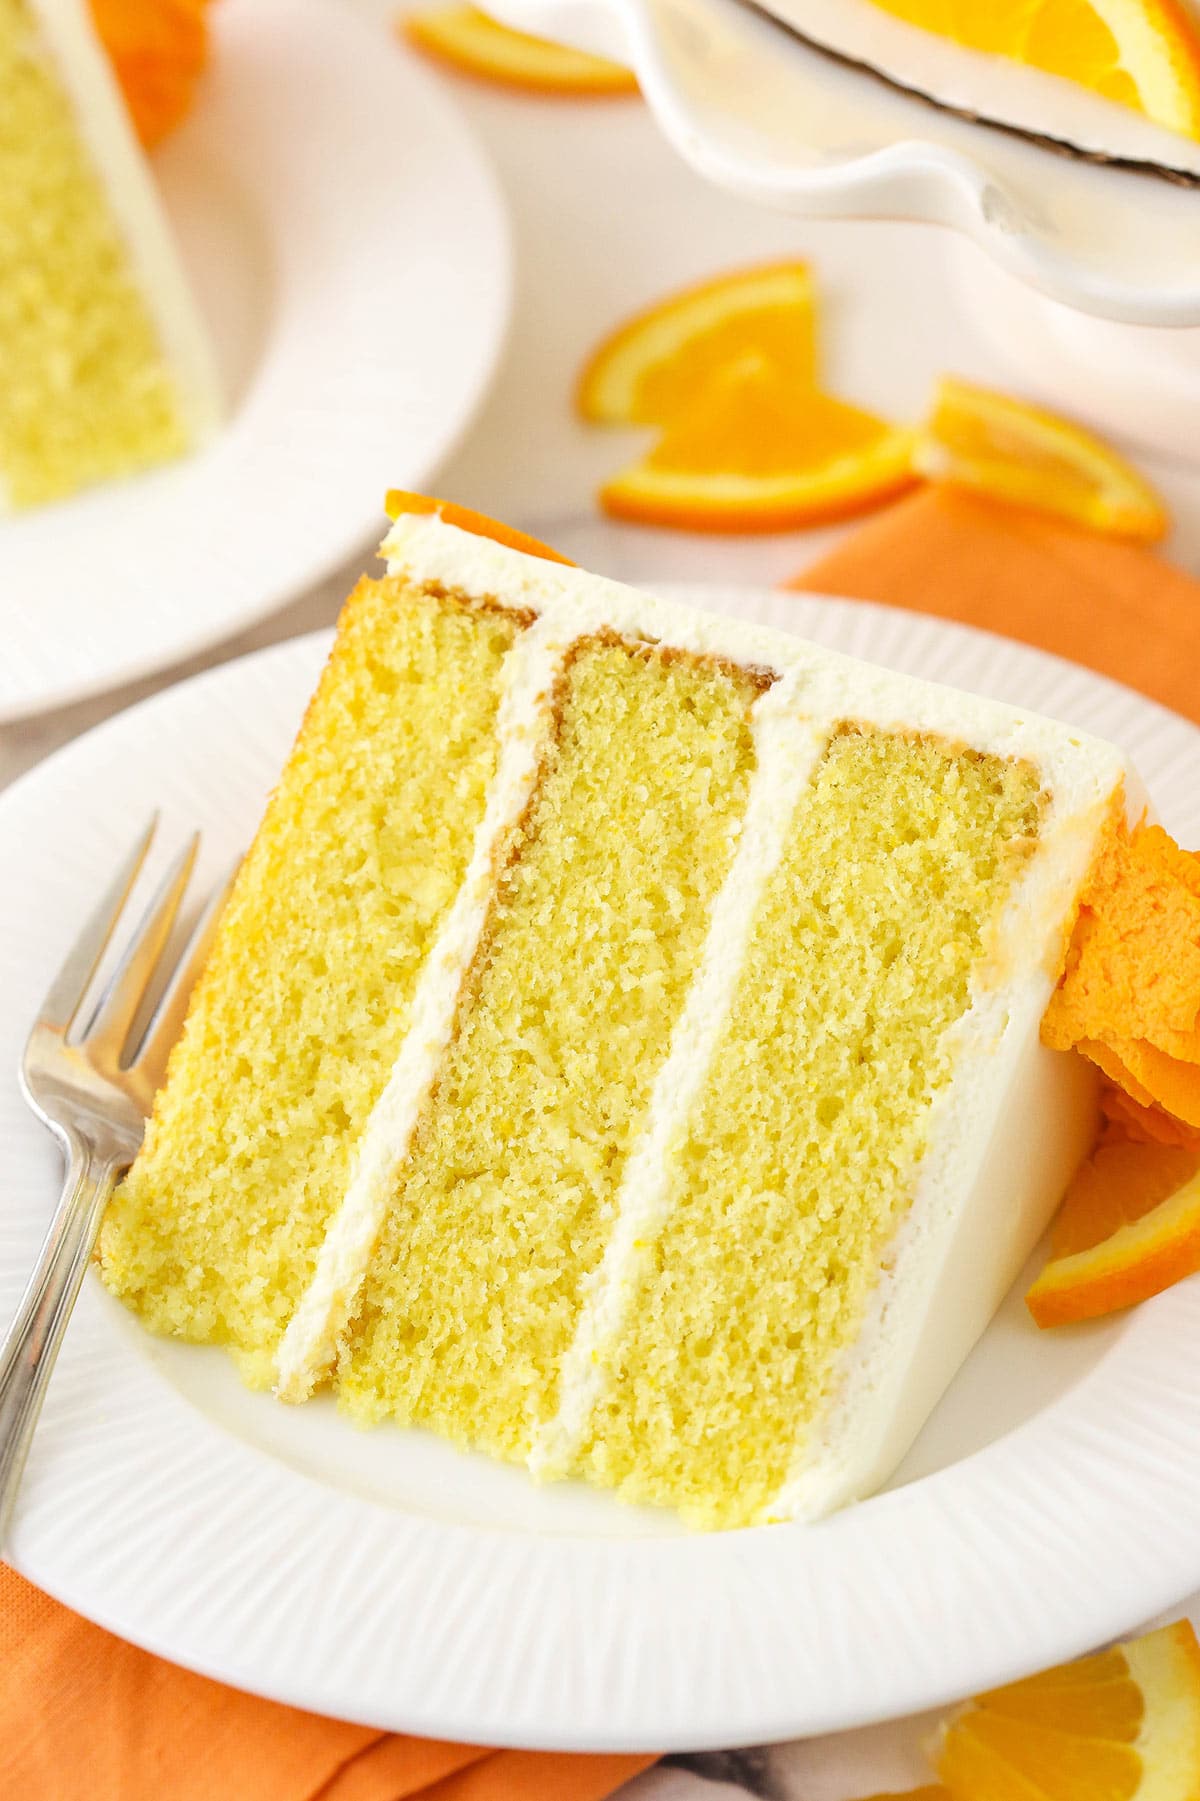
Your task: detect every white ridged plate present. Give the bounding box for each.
[0,0,509,722]
[2,586,1200,1750]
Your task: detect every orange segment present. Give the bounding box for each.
[913,376,1169,543]
[1026,1153,1200,1326]
[384,491,575,565]
[90,0,210,147]
[935,1621,1200,1800]
[865,0,1200,140]
[400,6,638,95]
[577,261,817,425]
[598,356,917,533]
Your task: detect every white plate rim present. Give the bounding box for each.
[3,586,1200,1751]
[0,0,511,723]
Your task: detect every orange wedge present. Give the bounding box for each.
[1026,1133,1200,1326]
[400,6,638,95]
[90,0,210,147]
[384,490,574,565]
[934,1621,1200,1799]
[599,355,917,533]
[577,261,817,425]
[913,376,1169,542]
[866,0,1200,140]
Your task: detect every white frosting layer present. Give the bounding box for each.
[7,0,223,513]
[529,669,827,1481]
[274,611,570,1401]
[291,512,1131,1519]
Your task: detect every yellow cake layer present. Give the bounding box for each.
[575,727,1044,1528]
[98,581,517,1381]
[335,638,761,1455]
[0,0,188,506]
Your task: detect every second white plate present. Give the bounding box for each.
[3,587,1200,1749]
[0,0,509,722]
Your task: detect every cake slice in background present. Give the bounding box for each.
[0,0,220,511]
[100,503,1139,1528]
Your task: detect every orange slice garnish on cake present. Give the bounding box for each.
[385,490,575,564]
[1027,1131,1200,1325]
[865,0,1200,140]
[577,261,818,424]
[913,376,1169,543]
[934,1621,1200,1798]
[90,0,211,147]
[400,5,638,95]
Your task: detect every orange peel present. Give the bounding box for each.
[913,376,1169,543]
[400,5,638,96]
[384,491,574,565]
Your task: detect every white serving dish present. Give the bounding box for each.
[491,0,1200,327]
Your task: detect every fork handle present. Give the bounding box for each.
[0,1138,121,1548]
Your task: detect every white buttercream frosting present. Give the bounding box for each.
[529,668,827,1481]
[274,611,571,1401]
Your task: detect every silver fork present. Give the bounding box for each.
[0,817,235,1546]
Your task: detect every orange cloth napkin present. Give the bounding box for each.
[791,485,1200,729]
[0,1564,654,1799]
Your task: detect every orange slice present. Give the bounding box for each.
[913,376,1169,542]
[400,6,638,96]
[1026,1133,1200,1326]
[384,490,574,565]
[866,0,1200,140]
[854,1791,950,1799]
[934,1621,1200,1799]
[598,356,917,533]
[577,261,817,425]
[90,0,210,147]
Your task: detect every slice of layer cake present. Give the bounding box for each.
[100,504,1135,1526]
[0,0,220,510]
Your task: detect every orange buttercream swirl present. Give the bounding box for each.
[1042,819,1200,1149]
